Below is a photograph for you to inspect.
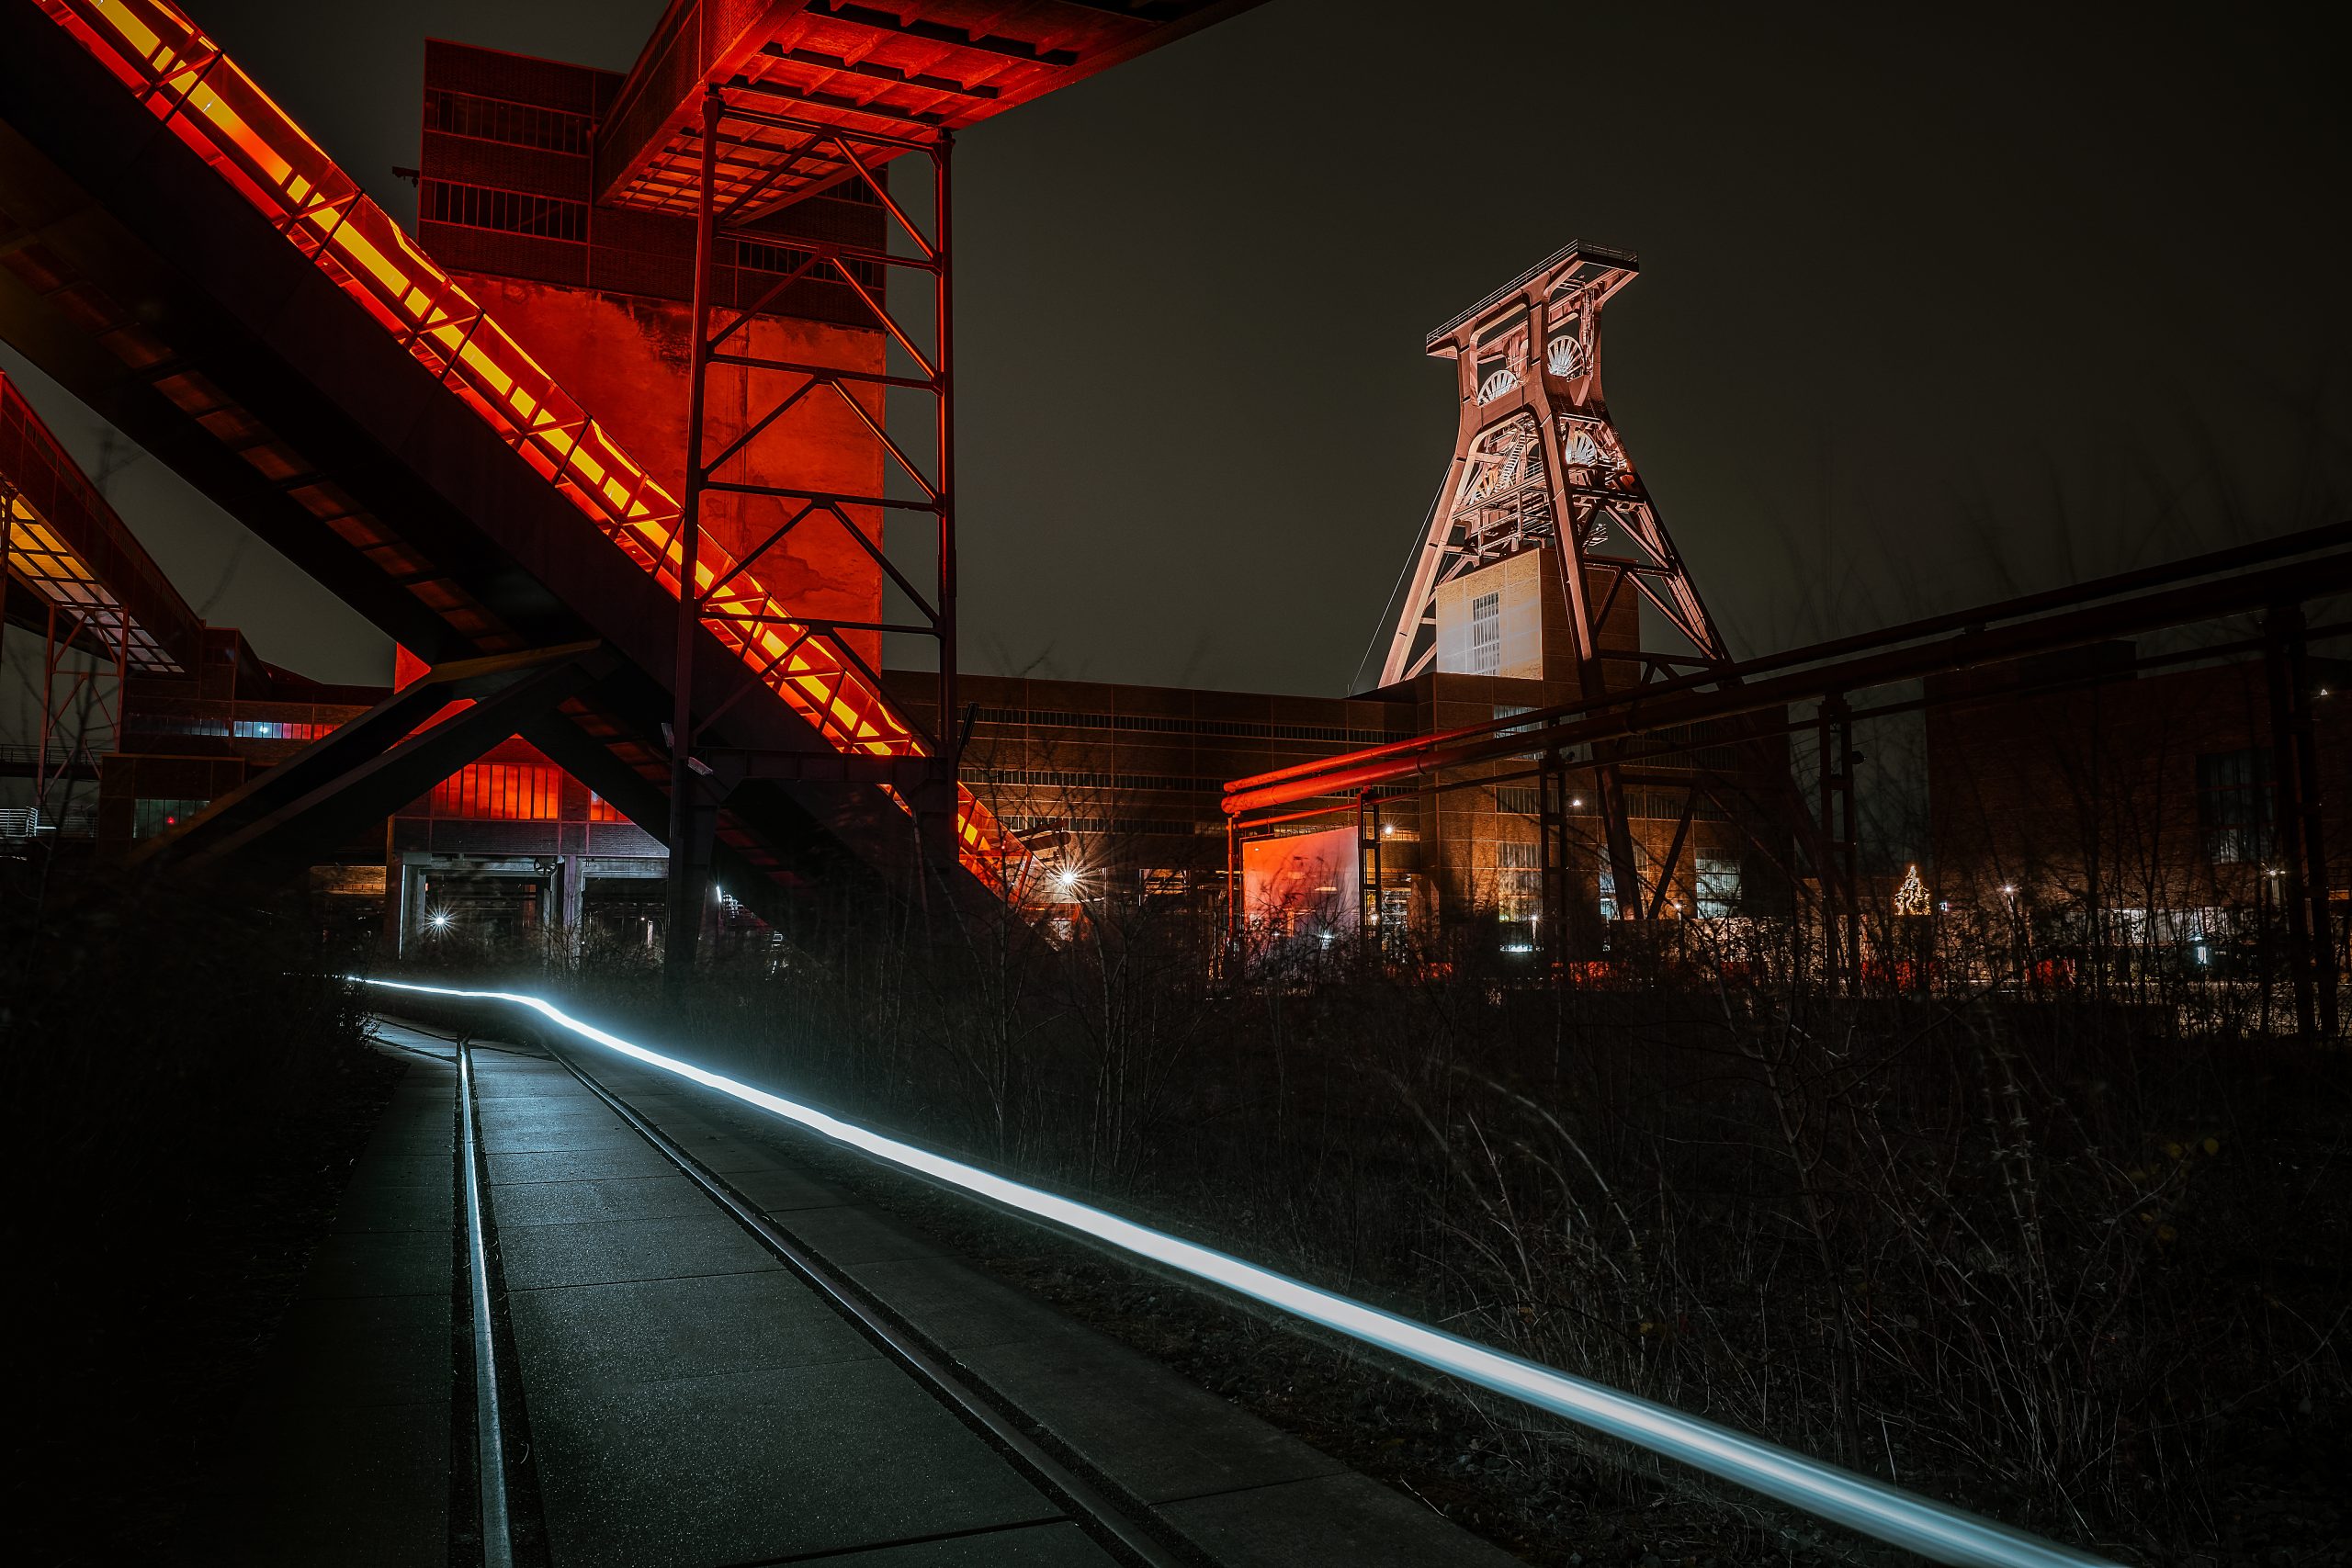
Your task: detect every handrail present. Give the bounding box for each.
[34,0,1023,886]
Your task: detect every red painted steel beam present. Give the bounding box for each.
[0,370,199,673]
[594,0,1266,209]
[1228,525,2352,818]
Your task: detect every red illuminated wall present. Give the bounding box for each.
[418,38,891,671]
[451,277,887,670]
[1242,824,1361,935]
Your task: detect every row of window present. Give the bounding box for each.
[1487,783,1728,821]
[975,767,1236,795]
[128,716,337,740]
[971,705,1408,746]
[131,797,208,840]
[424,181,590,243]
[424,89,592,156]
[1002,815,1221,837]
[421,184,892,297]
[1590,856,1742,920]
[421,89,890,215]
[729,238,888,292]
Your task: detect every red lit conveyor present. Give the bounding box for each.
[2,367,198,675]
[0,0,1240,899]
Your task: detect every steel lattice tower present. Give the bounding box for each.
[1382,241,1724,691]
[1380,242,1731,939]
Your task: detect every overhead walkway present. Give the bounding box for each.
[0,0,1045,904]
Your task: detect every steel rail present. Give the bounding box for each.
[542,1039,1190,1568]
[457,1036,514,1568]
[356,977,2122,1568]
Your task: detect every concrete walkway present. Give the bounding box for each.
[219,1018,1521,1567]
[562,1049,1520,1568]
[469,1043,1088,1567]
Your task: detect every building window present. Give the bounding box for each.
[232,718,333,740]
[1494,784,1541,815]
[424,89,591,155]
[132,797,208,840]
[1469,591,1501,676]
[423,181,588,243]
[2196,750,2272,864]
[1493,703,1543,760]
[432,763,563,821]
[1696,853,1741,919]
[1495,839,1541,921]
[1597,844,1652,921]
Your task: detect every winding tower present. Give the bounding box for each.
[1378,243,1734,937]
[1382,241,1724,691]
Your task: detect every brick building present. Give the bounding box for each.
[1925,642,2351,964]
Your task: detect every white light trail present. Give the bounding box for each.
[356,976,2117,1568]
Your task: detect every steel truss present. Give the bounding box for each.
[666,87,960,981]
[3,481,132,827]
[1377,243,1734,947]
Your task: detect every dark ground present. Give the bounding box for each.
[702,1085,2352,1568]
[4,868,392,1564]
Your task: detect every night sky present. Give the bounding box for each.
[3,0,2345,696]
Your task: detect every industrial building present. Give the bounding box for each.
[3,0,2341,1008]
[1926,639,2351,970]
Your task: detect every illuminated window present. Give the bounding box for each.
[1469,592,1501,676]
[2196,750,2271,865]
[431,763,562,820]
[132,797,208,840]
[232,718,333,740]
[586,792,628,823]
[1696,854,1740,919]
[1495,839,1541,921]
[1494,704,1541,760]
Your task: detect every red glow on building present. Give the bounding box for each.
[429,762,564,822]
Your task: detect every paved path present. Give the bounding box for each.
[219,1018,1521,1567]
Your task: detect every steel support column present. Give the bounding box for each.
[667,92,966,969]
[665,88,724,997]
[1537,749,1576,966]
[1816,695,1860,992]
[2266,605,2335,1039]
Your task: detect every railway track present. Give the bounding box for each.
[340,1015,1515,1568]
[361,1018,1191,1568]
[248,1006,2109,1568]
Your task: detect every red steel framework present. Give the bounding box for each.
[665,85,967,964]
[2,368,196,822]
[1381,243,1725,690]
[30,0,1026,897]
